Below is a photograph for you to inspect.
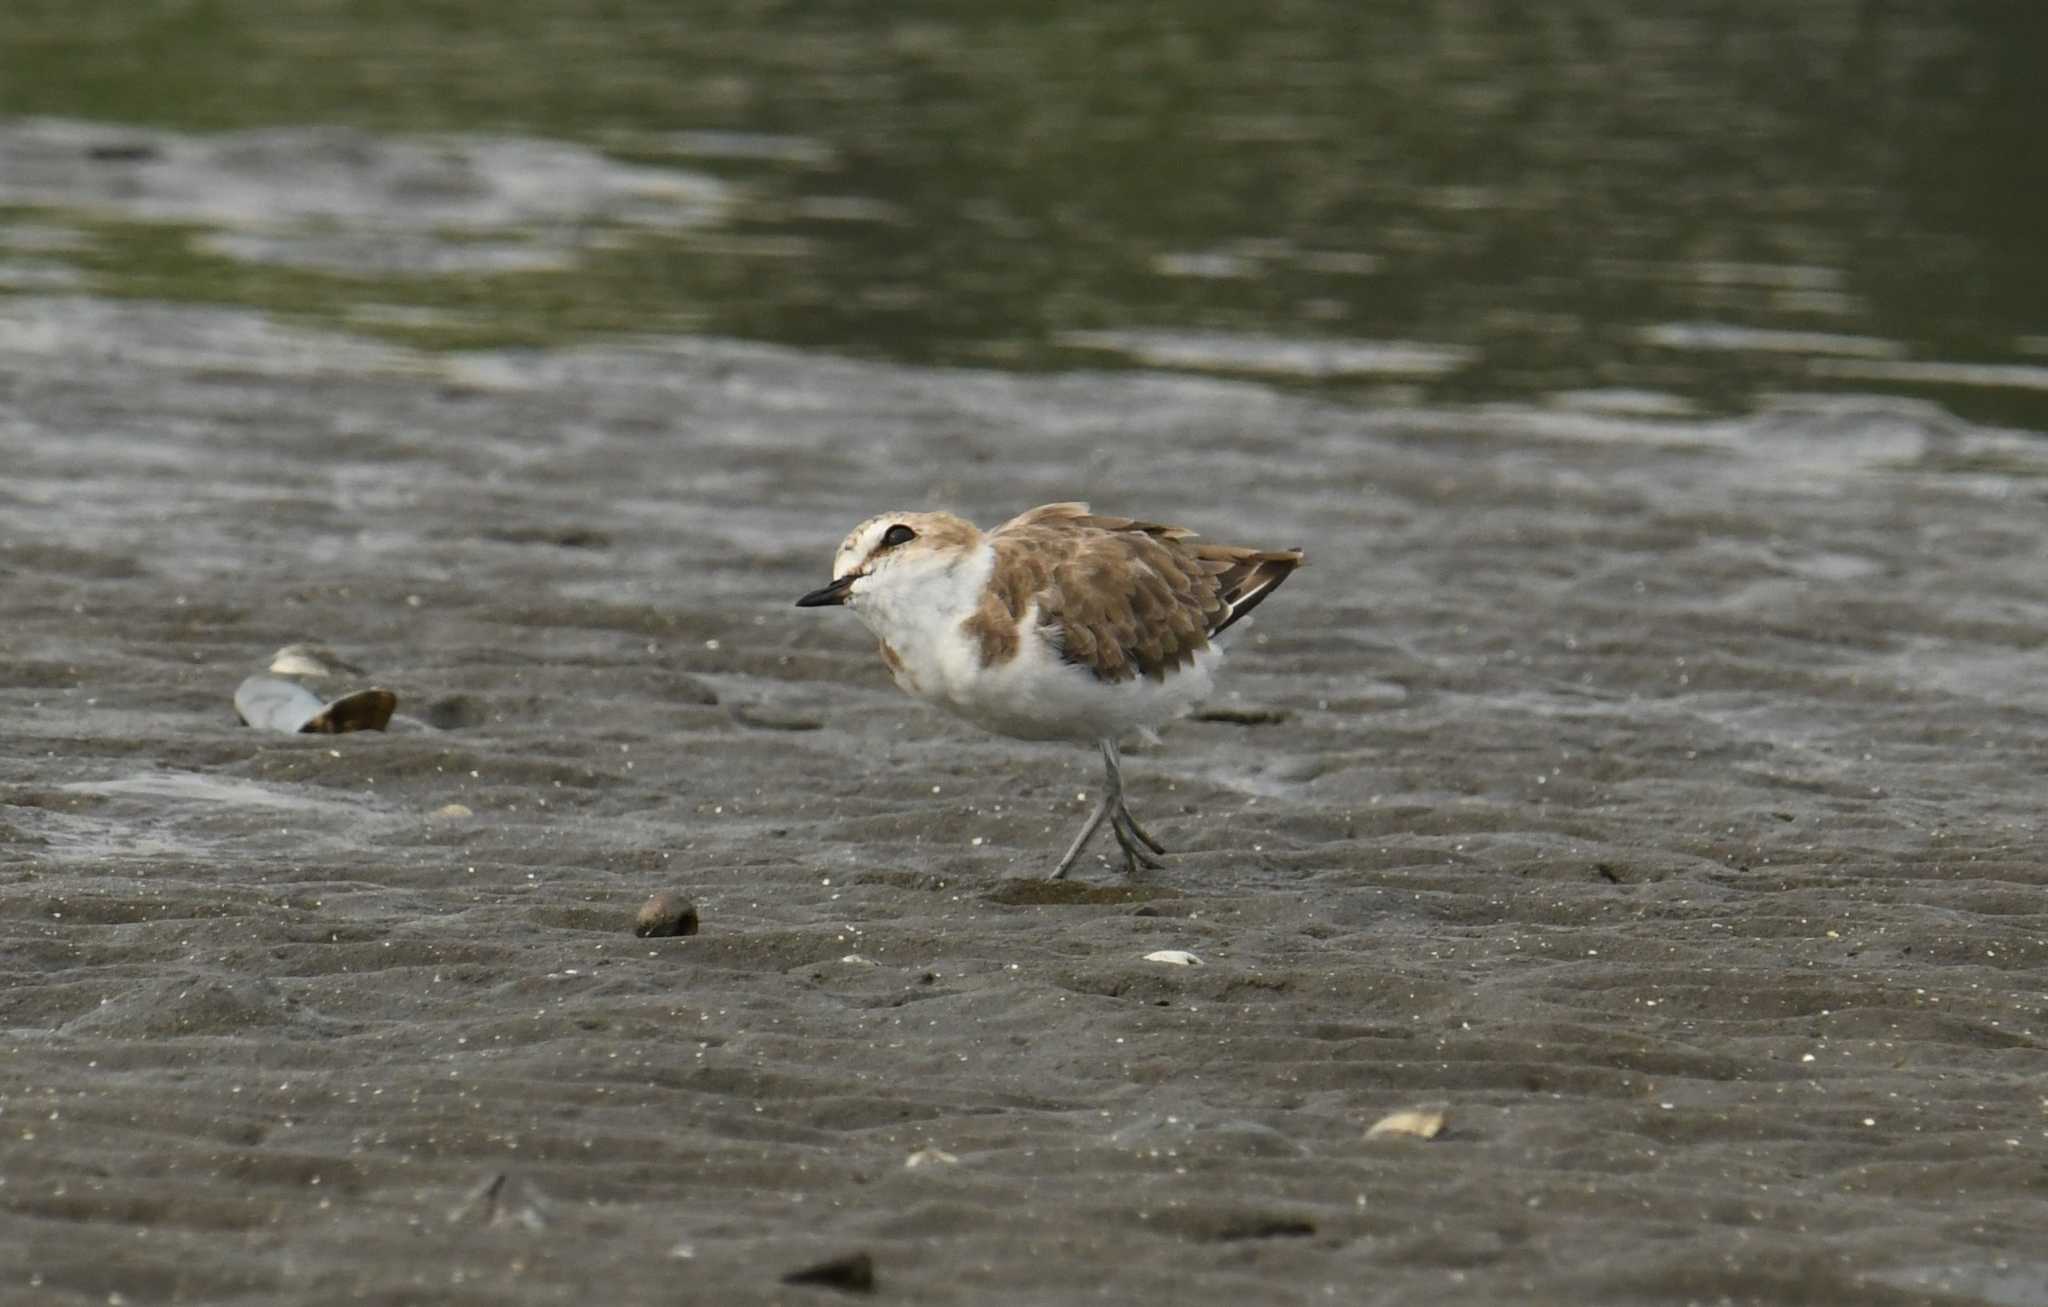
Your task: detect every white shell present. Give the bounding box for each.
[1364,1106,1449,1140]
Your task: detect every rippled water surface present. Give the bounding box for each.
[3,2,2044,425]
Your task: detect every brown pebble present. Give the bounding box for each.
[634,892,700,938]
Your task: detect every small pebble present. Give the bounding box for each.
[1144,949,1203,966]
[635,892,700,938]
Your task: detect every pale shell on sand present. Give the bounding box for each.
[235,674,397,734]
[1365,1106,1449,1141]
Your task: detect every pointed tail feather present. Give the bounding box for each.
[1206,547,1304,637]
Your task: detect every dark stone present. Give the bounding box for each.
[634,893,700,938]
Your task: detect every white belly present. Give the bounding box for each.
[927,616,1218,741]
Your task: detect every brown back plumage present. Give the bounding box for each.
[963,503,1303,683]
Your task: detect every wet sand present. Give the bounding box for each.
[3,297,2045,1304]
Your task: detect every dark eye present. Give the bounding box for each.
[880,524,917,548]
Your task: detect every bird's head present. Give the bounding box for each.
[794,511,982,610]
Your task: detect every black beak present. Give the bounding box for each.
[795,574,856,608]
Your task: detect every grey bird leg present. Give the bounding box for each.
[1113,809,1167,864]
[1048,739,1171,879]
[1049,791,1114,880]
[1100,738,1167,872]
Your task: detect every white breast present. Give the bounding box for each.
[850,541,996,700]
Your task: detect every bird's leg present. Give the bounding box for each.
[1112,816,1166,873]
[1049,790,1114,880]
[1113,808,1167,862]
[1112,800,1167,856]
[1101,738,1167,873]
[1049,740,1171,878]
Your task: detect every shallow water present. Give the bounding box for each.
[2,5,2046,1305]
[3,3,2046,422]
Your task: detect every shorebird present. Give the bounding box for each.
[796,503,1302,877]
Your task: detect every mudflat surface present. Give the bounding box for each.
[2,298,2045,1304]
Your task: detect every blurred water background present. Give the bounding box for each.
[2,2,2043,427]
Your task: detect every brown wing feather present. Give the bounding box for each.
[976,503,1303,683]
